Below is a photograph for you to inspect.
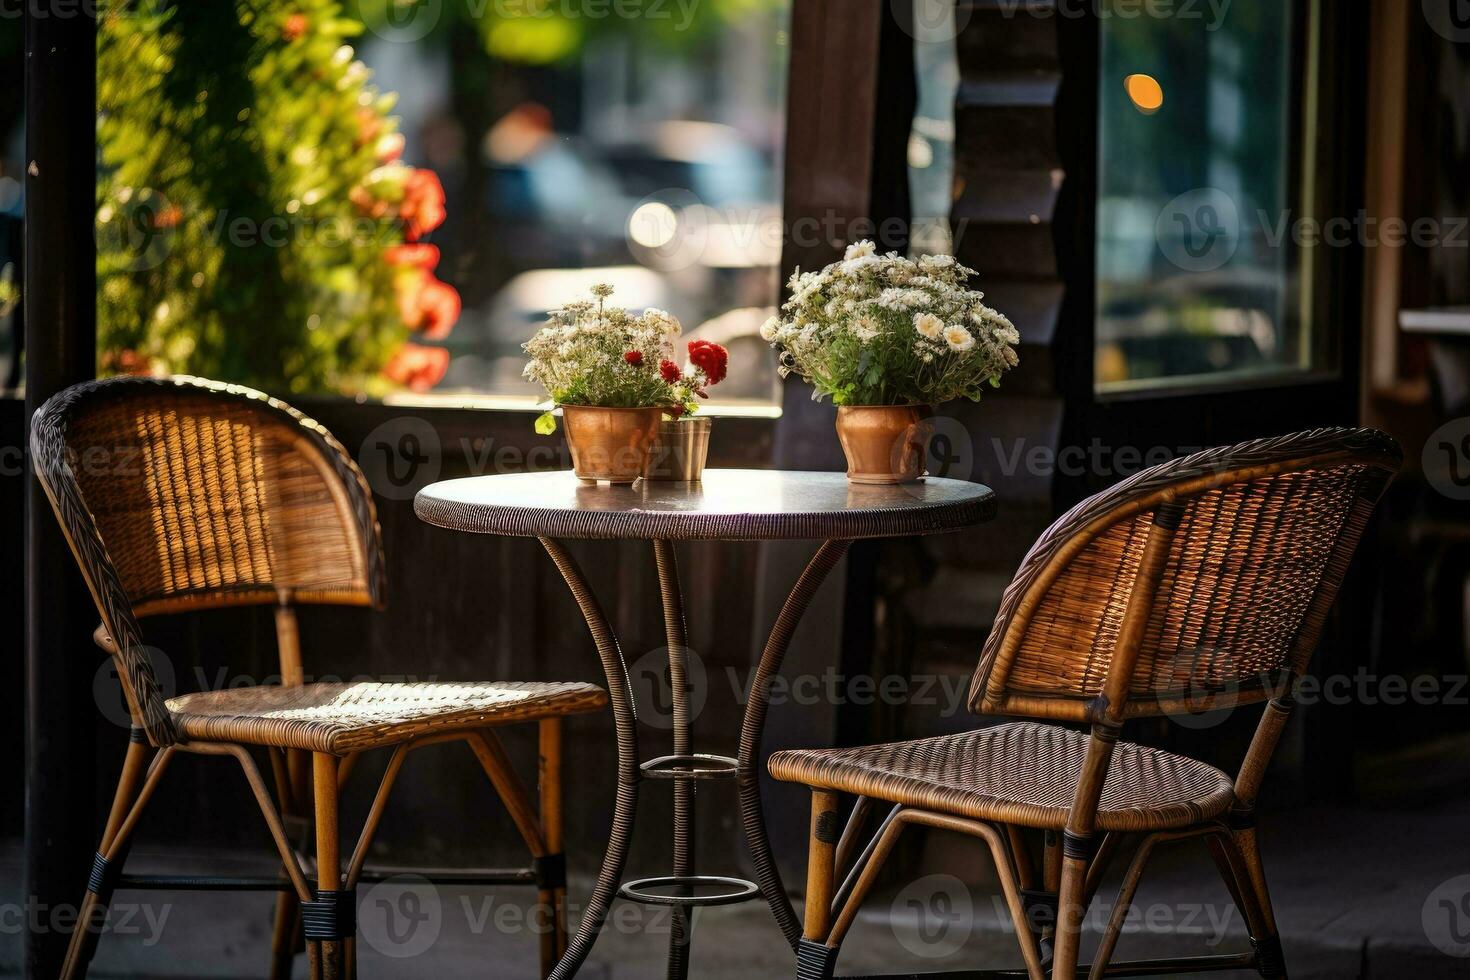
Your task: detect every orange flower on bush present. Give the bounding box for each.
[152,204,183,229]
[409,279,461,340]
[354,107,382,148]
[387,244,460,340]
[349,184,389,220]
[382,344,449,392]
[282,13,308,42]
[385,243,440,270]
[400,169,446,242]
[375,132,406,163]
[103,349,155,377]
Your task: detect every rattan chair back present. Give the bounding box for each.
[969,428,1402,724]
[30,376,386,745]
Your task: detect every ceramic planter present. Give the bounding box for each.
[834,405,933,485]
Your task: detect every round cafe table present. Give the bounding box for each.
[414,469,996,978]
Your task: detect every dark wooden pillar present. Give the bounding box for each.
[24,5,98,977]
[775,0,916,469]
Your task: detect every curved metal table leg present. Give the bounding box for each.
[652,540,695,980]
[540,537,641,980]
[737,539,852,949]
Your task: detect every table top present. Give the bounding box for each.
[1400,307,1470,336]
[414,469,997,541]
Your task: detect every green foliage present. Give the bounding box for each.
[351,0,780,65]
[97,0,414,394]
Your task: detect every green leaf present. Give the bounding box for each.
[534,411,558,436]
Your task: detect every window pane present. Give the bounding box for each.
[95,2,789,409]
[909,0,958,258]
[1096,1,1307,393]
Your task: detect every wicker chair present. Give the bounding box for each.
[769,428,1402,980]
[31,376,608,980]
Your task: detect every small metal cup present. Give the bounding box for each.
[645,417,712,482]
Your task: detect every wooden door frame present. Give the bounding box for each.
[24,5,100,978]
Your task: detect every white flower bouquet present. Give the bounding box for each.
[761,242,1019,407]
[523,284,710,435]
[522,284,729,484]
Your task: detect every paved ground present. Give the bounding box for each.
[7,730,1470,979]
[4,782,1469,979]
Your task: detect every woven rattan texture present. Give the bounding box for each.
[167,680,608,754]
[31,376,388,745]
[768,722,1234,832]
[969,428,1402,716]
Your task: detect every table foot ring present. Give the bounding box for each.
[641,753,738,780]
[618,875,760,907]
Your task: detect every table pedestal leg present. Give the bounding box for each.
[539,538,641,980]
[738,539,852,949]
[653,541,695,980]
[543,536,851,974]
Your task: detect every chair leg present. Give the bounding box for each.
[60,736,160,980]
[1087,834,1165,980]
[268,747,306,980]
[308,754,350,980]
[1218,829,1287,979]
[796,790,842,979]
[539,718,567,976]
[1050,853,1090,980]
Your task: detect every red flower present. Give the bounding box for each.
[624,350,644,366]
[383,344,450,392]
[400,169,447,242]
[396,271,461,340]
[687,339,728,386]
[385,243,441,270]
[283,13,308,42]
[416,279,462,340]
[659,359,682,384]
[666,403,686,419]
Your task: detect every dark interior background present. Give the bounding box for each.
[2,0,1468,938]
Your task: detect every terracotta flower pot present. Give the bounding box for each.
[835,405,934,485]
[560,405,663,484]
[646,417,712,482]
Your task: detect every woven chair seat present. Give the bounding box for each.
[768,722,1235,832]
[168,681,608,755]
